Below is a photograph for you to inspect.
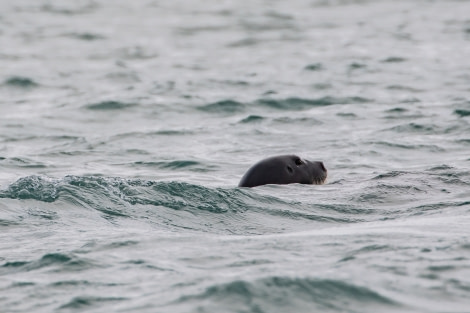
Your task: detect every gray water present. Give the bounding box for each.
[1,0,470,312]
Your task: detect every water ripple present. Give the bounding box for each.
[174,277,398,312]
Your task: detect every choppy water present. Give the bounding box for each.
[1,0,470,312]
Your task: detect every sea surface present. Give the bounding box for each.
[1,0,470,312]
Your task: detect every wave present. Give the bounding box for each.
[1,252,98,275]
[1,166,468,235]
[454,109,470,117]
[239,115,265,123]
[0,176,363,235]
[381,57,407,63]
[40,3,97,15]
[350,166,470,215]
[59,296,127,310]
[3,76,39,88]
[132,160,209,171]
[257,96,371,110]
[198,100,245,113]
[369,140,445,152]
[172,276,398,313]
[84,100,138,110]
[198,96,372,114]
[385,123,437,133]
[304,63,323,71]
[0,157,48,169]
[63,32,106,41]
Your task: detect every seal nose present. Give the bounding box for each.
[319,161,327,172]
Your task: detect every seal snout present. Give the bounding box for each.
[310,160,327,185]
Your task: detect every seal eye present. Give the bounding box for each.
[287,165,293,173]
[295,158,303,166]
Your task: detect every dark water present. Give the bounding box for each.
[1,1,470,312]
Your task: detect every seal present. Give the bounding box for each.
[238,155,327,187]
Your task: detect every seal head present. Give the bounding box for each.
[238,155,327,188]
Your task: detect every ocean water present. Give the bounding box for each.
[1,0,470,312]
